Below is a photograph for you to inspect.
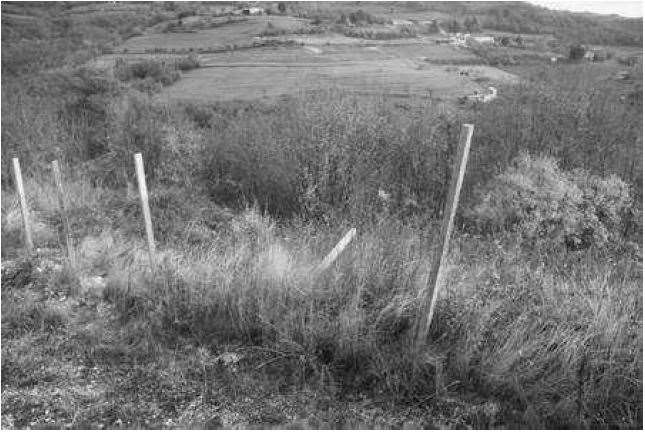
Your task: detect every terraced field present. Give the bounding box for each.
[97,15,518,104]
[120,15,309,52]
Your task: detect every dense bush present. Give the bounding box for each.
[465,153,633,250]
[343,25,417,40]
[199,92,460,221]
[114,57,181,86]
[337,9,390,26]
[173,53,200,71]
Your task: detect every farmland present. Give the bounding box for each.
[94,12,506,103]
[1,1,643,430]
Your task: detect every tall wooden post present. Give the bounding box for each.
[51,161,74,263]
[414,124,474,350]
[134,153,156,269]
[12,158,33,254]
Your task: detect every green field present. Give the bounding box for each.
[159,58,516,102]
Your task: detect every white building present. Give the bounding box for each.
[468,35,495,44]
[242,6,264,15]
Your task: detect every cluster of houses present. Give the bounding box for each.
[460,86,498,104]
[436,32,495,47]
[231,4,265,16]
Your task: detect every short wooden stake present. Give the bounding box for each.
[318,228,357,272]
[414,124,474,350]
[134,153,156,269]
[51,161,73,263]
[11,157,33,254]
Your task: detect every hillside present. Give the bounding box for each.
[1,1,643,429]
[286,1,643,45]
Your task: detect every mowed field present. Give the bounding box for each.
[104,12,518,103]
[159,58,516,102]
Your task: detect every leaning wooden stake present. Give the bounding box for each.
[414,124,474,350]
[134,153,156,269]
[51,161,73,263]
[12,157,33,254]
[317,228,357,272]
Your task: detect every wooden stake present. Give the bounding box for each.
[11,157,33,254]
[134,153,156,269]
[414,124,474,349]
[51,161,74,263]
[318,228,357,272]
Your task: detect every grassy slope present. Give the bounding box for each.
[1,1,643,429]
[1,168,642,428]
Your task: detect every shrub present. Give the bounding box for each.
[465,153,632,250]
[174,54,200,71]
[343,25,417,40]
[569,44,586,60]
[114,57,181,86]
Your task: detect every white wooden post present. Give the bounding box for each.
[414,124,474,349]
[134,153,156,269]
[317,228,357,272]
[51,160,74,263]
[12,158,33,254]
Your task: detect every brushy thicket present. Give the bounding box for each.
[466,153,635,251]
[112,54,200,92]
[343,24,417,40]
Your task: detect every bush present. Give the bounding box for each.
[465,153,633,250]
[336,10,390,26]
[569,44,586,61]
[200,91,459,220]
[343,25,417,40]
[174,54,200,71]
[114,57,182,86]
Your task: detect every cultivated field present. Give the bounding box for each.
[159,59,516,102]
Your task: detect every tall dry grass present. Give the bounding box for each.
[4,168,639,428]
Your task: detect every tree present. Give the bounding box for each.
[448,19,462,33]
[500,36,510,46]
[277,2,286,14]
[569,44,586,61]
[464,16,480,33]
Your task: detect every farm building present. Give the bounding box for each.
[583,50,595,61]
[461,86,498,104]
[469,35,495,44]
[581,48,608,62]
[449,33,469,46]
[592,49,608,61]
[242,7,264,15]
